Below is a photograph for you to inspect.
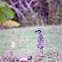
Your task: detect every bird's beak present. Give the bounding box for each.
[35,30,37,32]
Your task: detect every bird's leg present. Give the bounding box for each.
[36,48,38,54]
[37,48,43,55]
[37,48,38,53]
[37,48,40,55]
[40,49,43,55]
[37,48,39,55]
[42,48,43,54]
[39,49,41,55]
[37,49,42,55]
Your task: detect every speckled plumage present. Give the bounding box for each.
[36,33,45,49]
[35,29,46,54]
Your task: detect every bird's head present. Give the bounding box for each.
[35,28,42,34]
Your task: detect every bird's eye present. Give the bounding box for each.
[38,30,40,31]
[38,30,41,31]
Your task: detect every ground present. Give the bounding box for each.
[0,25,62,61]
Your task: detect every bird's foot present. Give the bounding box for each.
[37,52,42,56]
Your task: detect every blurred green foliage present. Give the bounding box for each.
[0,2,14,23]
[0,10,6,23]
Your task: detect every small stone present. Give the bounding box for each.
[20,57,28,62]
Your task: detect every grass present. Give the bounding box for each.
[0,25,62,57]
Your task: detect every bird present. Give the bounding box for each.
[35,28,46,55]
